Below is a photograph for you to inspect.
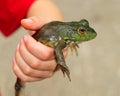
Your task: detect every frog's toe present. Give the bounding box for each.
[61,67,71,81]
[58,65,71,81]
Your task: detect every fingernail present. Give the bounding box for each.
[12,58,16,64]
[20,38,24,43]
[23,35,27,42]
[17,44,20,50]
[23,19,33,26]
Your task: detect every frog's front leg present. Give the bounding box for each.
[54,41,71,81]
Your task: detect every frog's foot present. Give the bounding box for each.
[60,65,71,81]
[15,78,25,96]
[56,64,71,81]
[69,43,79,56]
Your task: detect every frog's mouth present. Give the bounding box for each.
[84,32,97,41]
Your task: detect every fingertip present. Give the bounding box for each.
[12,58,17,75]
[23,34,29,42]
[21,16,43,30]
[23,34,37,53]
[12,58,15,68]
[23,34,36,45]
[21,18,33,29]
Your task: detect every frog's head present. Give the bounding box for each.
[72,19,97,43]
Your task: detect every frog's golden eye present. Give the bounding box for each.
[77,27,86,35]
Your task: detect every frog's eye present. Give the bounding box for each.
[80,19,89,26]
[77,27,86,35]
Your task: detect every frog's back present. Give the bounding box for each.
[32,21,66,47]
[32,20,97,47]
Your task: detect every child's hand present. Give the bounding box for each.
[12,17,67,82]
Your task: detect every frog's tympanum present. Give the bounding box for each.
[15,19,97,96]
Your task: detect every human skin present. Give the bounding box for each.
[12,0,67,82]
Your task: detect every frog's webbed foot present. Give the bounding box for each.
[55,62,71,81]
[69,43,79,56]
[54,41,71,81]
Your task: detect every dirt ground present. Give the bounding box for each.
[0,0,120,96]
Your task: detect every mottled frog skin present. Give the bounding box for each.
[32,19,97,80]
[15,19,97,96]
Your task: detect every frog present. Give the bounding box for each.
[15,19,97,96]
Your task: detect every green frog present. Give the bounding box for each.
[15,19,97,96]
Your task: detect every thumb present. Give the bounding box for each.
[21,16,44,31]
[21,16,52,35]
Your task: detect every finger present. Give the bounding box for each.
[21,17,42,30]
[21,16,51,31]
[12,58,42,82]
[23,34,54,60]
[18,38,56,71]
[15,46,54,79]
[18,37,56,72]
[20,36,56,69]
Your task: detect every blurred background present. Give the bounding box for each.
[0,0,120,96]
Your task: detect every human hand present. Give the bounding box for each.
[12,17,67,82]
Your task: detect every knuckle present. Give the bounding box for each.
[48,73,53,77]
[12,64,17,73]
[19,44,22,53]
[40,71,53,78]
[51,62,57,70]
[31,60,41,69]
[25,42,32,51]
[23,68,32,75]
[46,71,53,78]
[19,43,24,54]
[20,77,29,82]
[41,50,53,60]
[41,53,49,60]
